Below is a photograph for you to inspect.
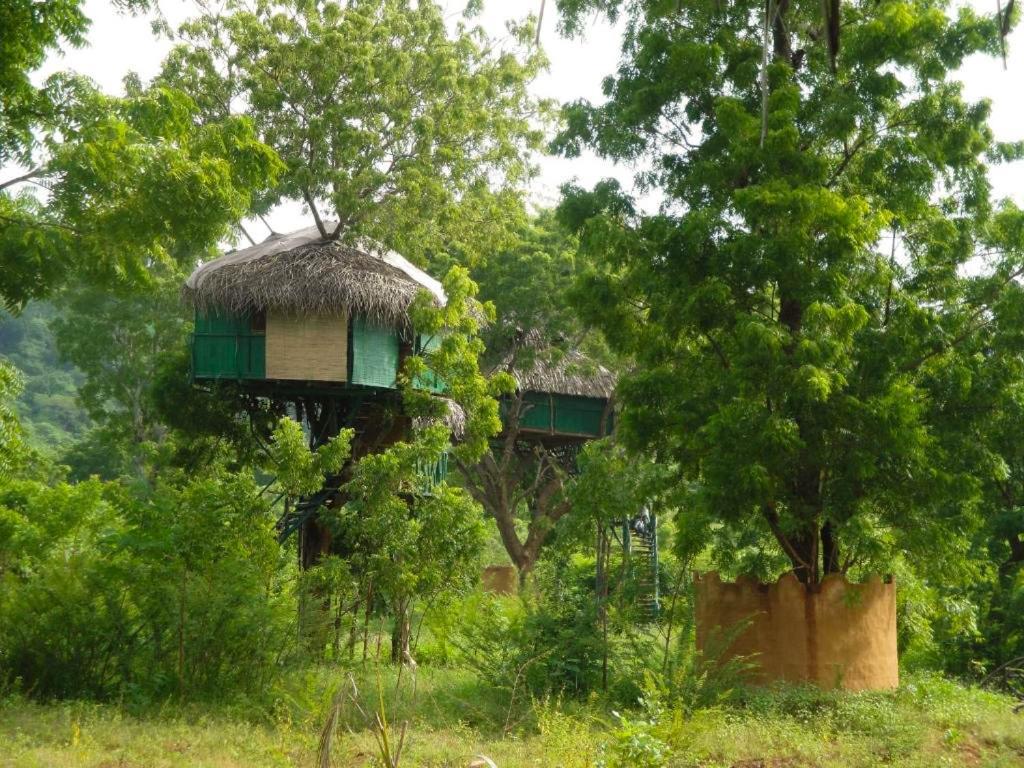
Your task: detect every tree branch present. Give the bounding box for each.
[0,168,43,192]
[303,189,328,238]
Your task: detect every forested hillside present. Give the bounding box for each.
[0,303,89,450]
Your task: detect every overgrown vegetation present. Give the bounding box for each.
[2,0,1024,766]
[1,667,1021,768]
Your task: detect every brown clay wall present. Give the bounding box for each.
[694,572,898,691]
[481,565,518,595]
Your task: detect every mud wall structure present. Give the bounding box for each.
[481,565,518,595]
[694,572,898,691]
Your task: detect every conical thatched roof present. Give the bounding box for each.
[184,224,445,326]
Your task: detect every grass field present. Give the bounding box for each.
[0,668,1021,767]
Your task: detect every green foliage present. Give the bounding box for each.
[0,465,293,702]
[159,0,549,267]
[338,425,487,660]
[555,0,1024,588]
[1,77,281,309]
[444,559,659,705]
[567,439,663,542]
[0,0,90,164]
[471,210,583,360]
[0,395,357,703]
[445,586,604,698]
[598,708,669,768]
[266,418,352,498]
[1,0,277,309]
[317,264,507,662]
[0,361,25,477]
[48,276,189,479]
[406,266,510,464]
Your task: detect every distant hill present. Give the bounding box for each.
[0,302,91,451]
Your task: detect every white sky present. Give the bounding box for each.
[32,0,1024,240]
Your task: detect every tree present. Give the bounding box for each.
[337,267,506,663]
[472,211,582,356]
[158,0,549,267]
[555,0,1024,585]
[0,362,25,478]
[50,274,187,479]
[0,0,282,311]
[920,308,1024,667]
[0,303,90,450]
[457,213,617,582]
[1,83,280,311]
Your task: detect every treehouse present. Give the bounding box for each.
[498,343,616,445]
[485,344,657,614]
[184,224,447,398]
[183,224,457,566]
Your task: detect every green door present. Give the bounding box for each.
[192,310,266,379]
[351,316,400,388]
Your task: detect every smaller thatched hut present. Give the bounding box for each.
[184,225,445,392]
[495,339,616,442]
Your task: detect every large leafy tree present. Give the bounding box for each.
[456,213,617,581]
[0,0,281,311]
[923,312,1024,666]
[555,0,1024,585]
[50,276,187,478]
[158,0,548,265]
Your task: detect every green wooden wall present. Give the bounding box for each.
[192,311,265,379]
[413,333,446,394]
[510,392,609,438]
[351,316,400,389]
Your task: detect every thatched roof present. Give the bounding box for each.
[495,332,616,400]
[511,350,616,400]
[184,225,445,326]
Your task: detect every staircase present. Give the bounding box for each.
[623,514,660,619]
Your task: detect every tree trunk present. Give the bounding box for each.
[595,522,611,691]
[390,600,413,666]
[822,520,841,575]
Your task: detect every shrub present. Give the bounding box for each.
[0,470,294,704]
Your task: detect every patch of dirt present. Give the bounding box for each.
[957,742,982,767]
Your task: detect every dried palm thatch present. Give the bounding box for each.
[496,331,616,400]
[184,225,445,327]
[414,397,467,440]
[512,349,616,399]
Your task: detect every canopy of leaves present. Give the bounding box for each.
[1,78,281,310]
[0,303,89,450]
[0,362,25,478]
[555,0,1024,584]
[158,0,549,266]
[266,418,352,498]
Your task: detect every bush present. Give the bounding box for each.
[445,567,607,700]
[0,469,294,704]
[440,557,673,706]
